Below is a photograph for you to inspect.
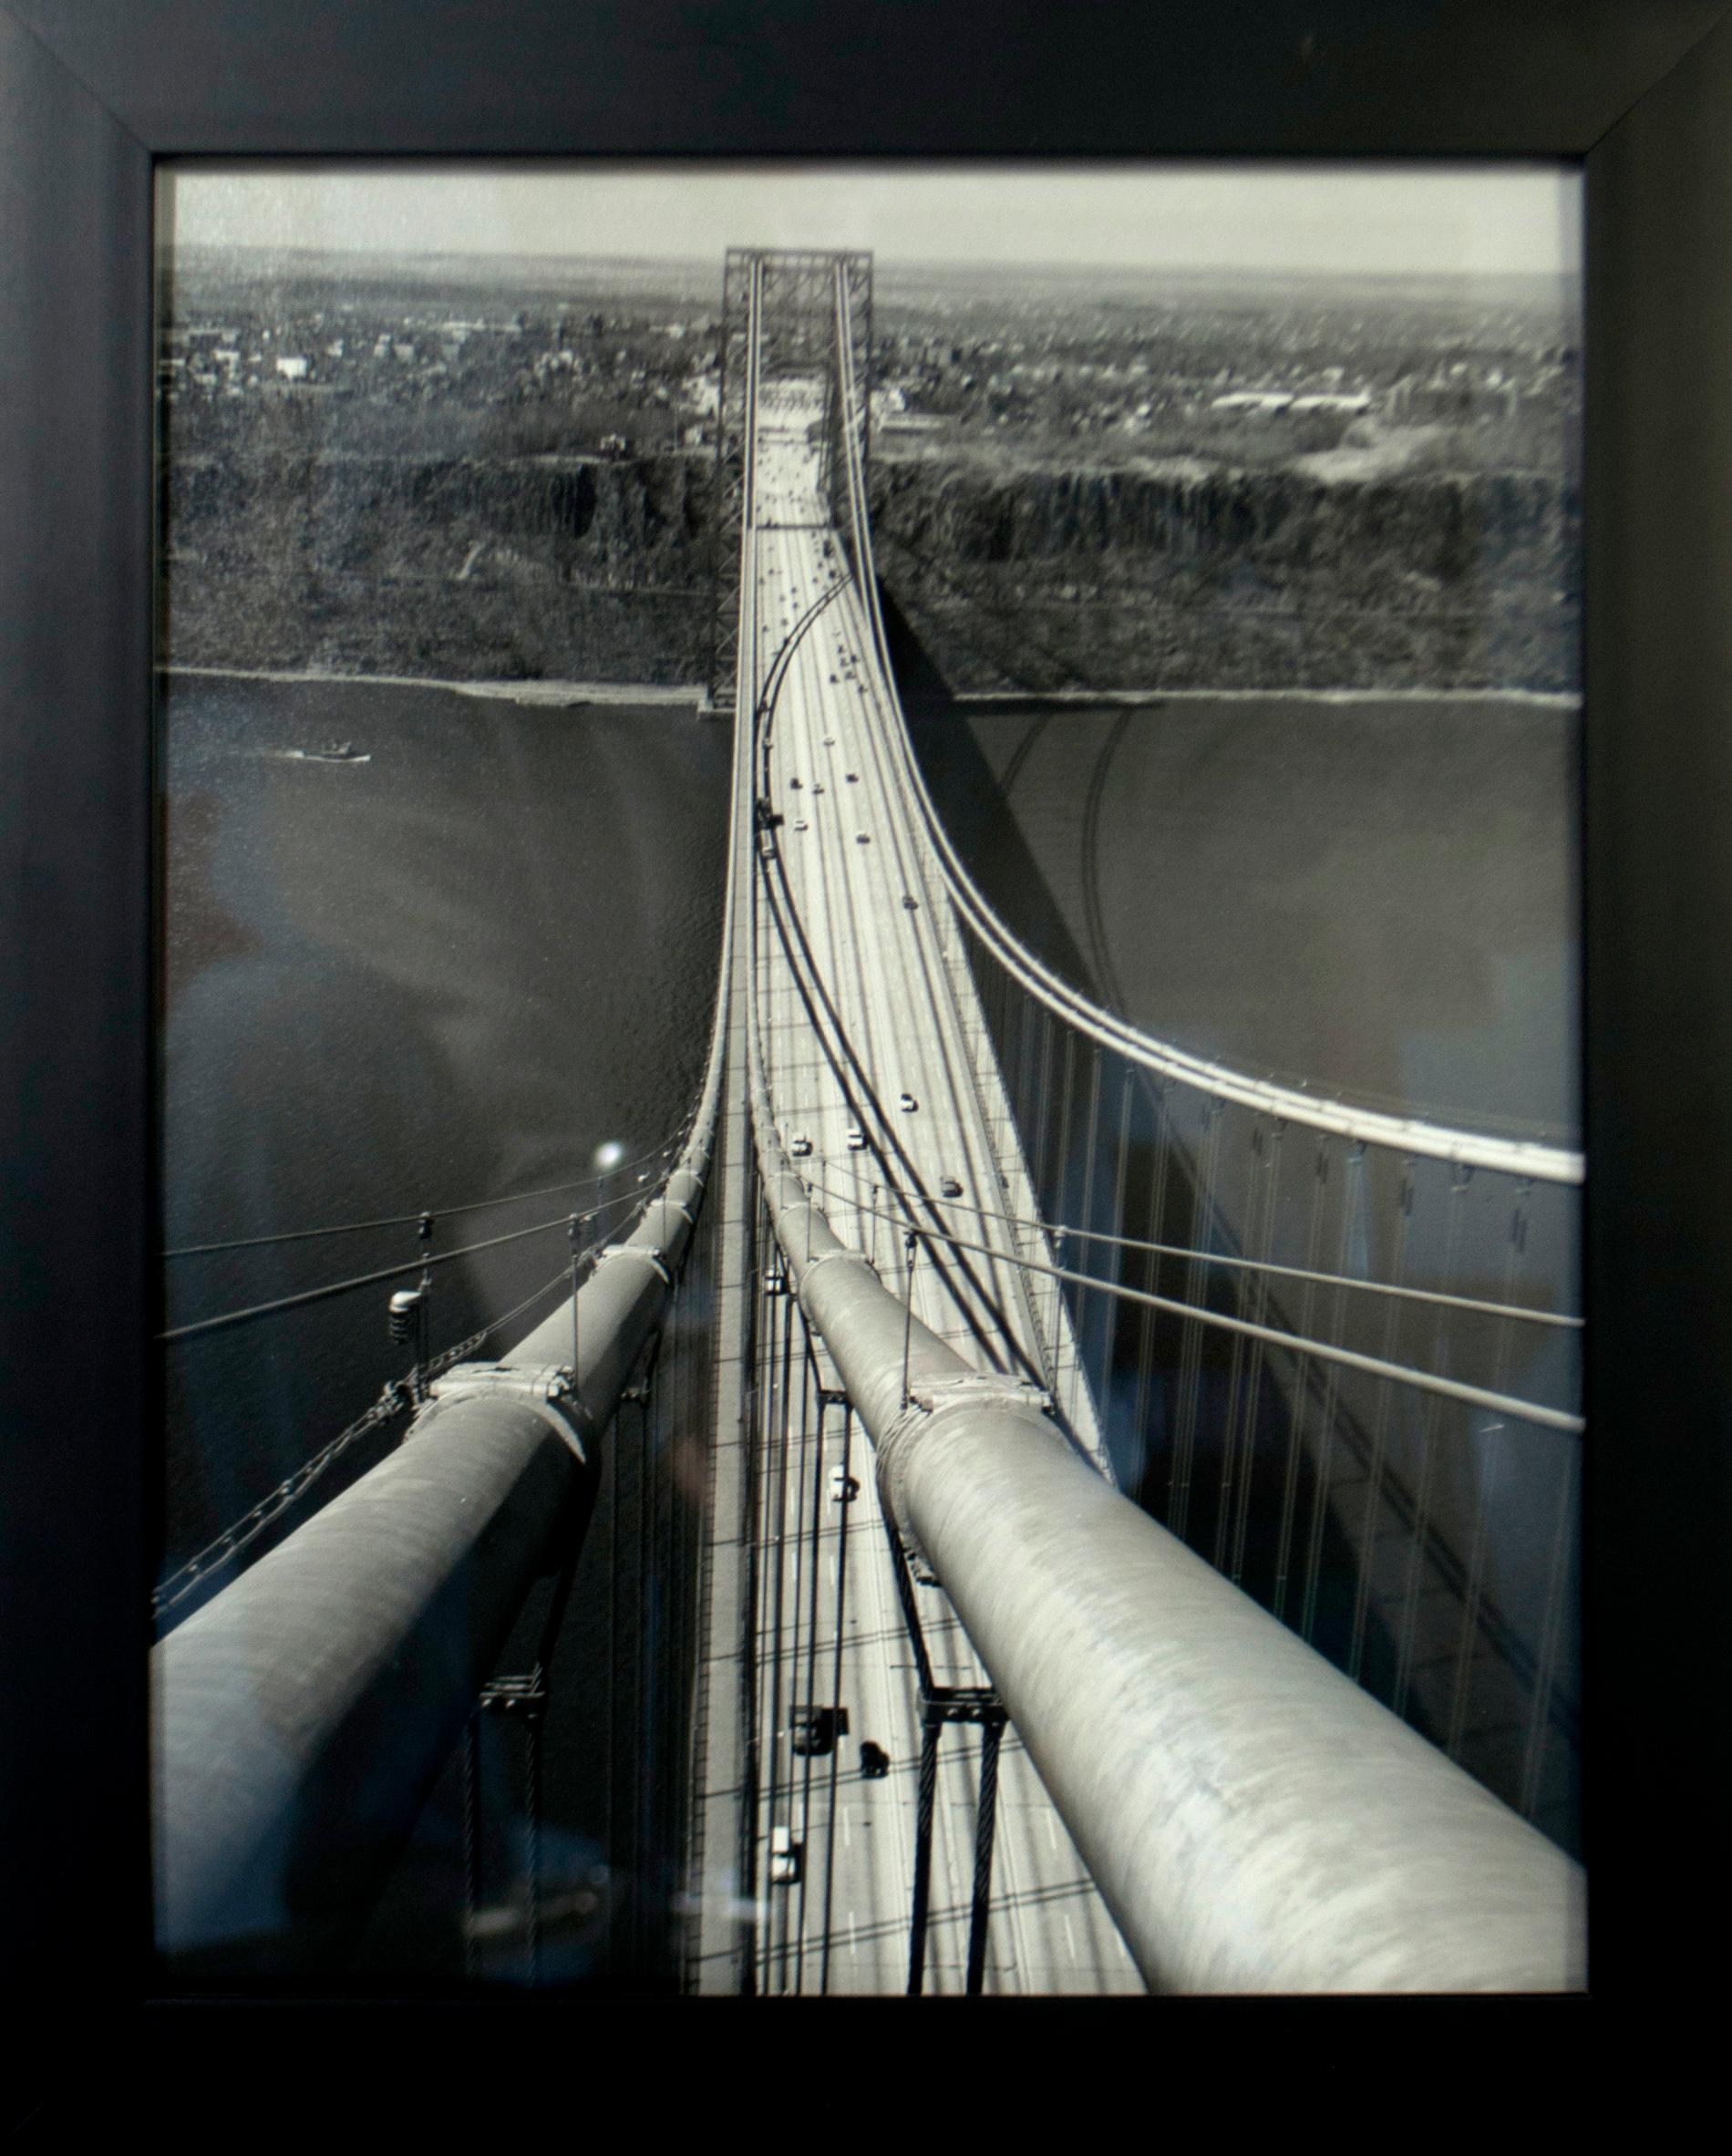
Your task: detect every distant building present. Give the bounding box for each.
[274,356,310,381]
[1212,387,1370,418]
[1387,371,1519,424]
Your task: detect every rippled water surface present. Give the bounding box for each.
[908,691,1580,1146]
[160,677,729,1577]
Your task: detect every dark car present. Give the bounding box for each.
[790,1705,849,1757]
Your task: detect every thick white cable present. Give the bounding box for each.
[829,288,1583,1187]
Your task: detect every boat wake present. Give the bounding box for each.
[273,743,372,766]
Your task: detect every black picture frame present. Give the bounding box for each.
[5,0,1725,2058]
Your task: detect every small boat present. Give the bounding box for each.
[284,740,371,764]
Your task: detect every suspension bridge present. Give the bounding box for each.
[152,249,1586,1996]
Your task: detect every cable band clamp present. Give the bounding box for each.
[591,1244,674,1288]
[411,1361,592,1464]
[792,1244,876,1290]
[877,1373,1055,1545]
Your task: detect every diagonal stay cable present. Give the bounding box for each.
[814,1152,1582,1330]
[159,1181,649,1345]
[801,1174,1584,1436]
[161,1131,685,1259]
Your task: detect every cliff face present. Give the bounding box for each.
[162,440,1578,693]
[869,458,1579,695]
[164,451,717,681]
[169,449,710,562]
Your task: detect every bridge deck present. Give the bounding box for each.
[730,385,1139,1994]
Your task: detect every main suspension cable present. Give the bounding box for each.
[153,1250,584,1621]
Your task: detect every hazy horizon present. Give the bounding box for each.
[168,237,1574,288]
[162,163,1581,283]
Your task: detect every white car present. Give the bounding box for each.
[790,1134,812,1158]
[768,1825,801,1885]
[899,1093,918,1113]
[830,1469,860,1504]
[845,1127,866,1152]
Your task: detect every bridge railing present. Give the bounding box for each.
[828,268,1583,1852]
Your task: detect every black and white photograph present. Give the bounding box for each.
[149,160,1586,1996]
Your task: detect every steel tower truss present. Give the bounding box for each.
[708,248,872,706]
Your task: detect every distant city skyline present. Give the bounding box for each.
[164,162,1580,281]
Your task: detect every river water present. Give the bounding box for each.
[160,676,730,1590]
[905,690,1581,1148]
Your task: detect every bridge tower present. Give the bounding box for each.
[708,249,872,711]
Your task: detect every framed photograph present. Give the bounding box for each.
[5,0,1728,2034]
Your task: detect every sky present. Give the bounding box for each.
[164,161,1581,280]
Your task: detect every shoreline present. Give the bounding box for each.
[162,663,1574,712]
[943,686,1580,710]
[161,663,705,707]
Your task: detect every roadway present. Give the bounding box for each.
[737,377,1140,1995]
